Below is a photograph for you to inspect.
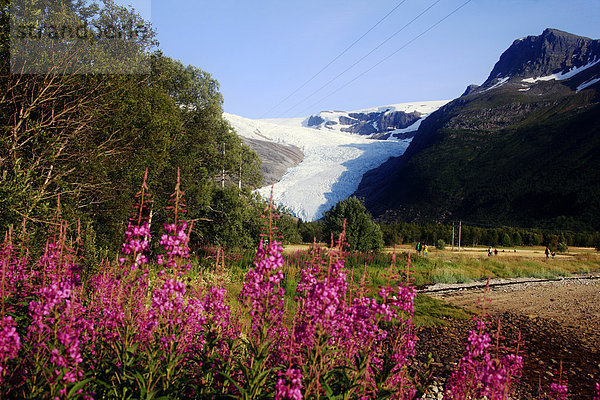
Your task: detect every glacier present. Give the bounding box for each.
[224,100,448,221]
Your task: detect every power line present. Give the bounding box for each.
[279,0,444,117]
[258,0,409,119]
[297,0,472,117]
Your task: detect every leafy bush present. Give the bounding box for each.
[322,197,384,252]
[557,242,568,253]
[436,239,446,250]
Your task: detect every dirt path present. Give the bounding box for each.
[416,276,600,398]
[431,276,600,346]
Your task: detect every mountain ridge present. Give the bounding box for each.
[354,28,600,230]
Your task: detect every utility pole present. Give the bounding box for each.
[452,221,455,251]
[238,158,242,190]
[458,220,462,252]
[221,143,225,188]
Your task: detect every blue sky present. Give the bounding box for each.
[126,0,600,119]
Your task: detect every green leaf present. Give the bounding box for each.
[67,378,93,397]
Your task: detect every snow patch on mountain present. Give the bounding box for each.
[484,76,510,91]
[304,100,448,138]
[577,76,600,91]
[522,58,600,83]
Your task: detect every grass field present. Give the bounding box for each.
[210,243,600,328]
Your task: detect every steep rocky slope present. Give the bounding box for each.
[241,138,304,186]
[355,29,600,230]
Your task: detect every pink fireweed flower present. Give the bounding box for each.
[119,221,151,271]
[445,320,523,400]
[295,256,348,348]
[38,240,81,287]
[240,239,287,341]
[150,278,186,325]
[158,221,192,274]
[119,169,152,275]
[202,284,236,338]
[0,315,21,382]
[27,281,92,392]
[87,270,126,343]
[550,382,569,400]
[1,233,32,300]
[275,367,303,400]
[593,382,600,400]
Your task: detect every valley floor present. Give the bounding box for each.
[419,277,600,398]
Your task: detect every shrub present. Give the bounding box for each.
[436,239,446,250]
[322,197,384,252]
[557,242,568,253]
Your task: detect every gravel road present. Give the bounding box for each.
[416,275,600,399]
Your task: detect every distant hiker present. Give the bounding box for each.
[545,247,550,258]
[488,246,493,256]
[494,248,498,256]
[551,251,556,259]
[416,242,422,255]
[423,244,429,256]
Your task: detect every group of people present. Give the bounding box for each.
[415,242,428,256]
[487,247,517,256]
[487,246,498,256]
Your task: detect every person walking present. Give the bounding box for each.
[416,241,422,256]
[545,247,550,258]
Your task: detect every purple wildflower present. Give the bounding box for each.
[550,382,569,400]
[27,281,92,393]
[240,239,287,341]
[550,362,569,400]
[295,255,348,348]
[0,316,20,383]
[150,278,186,326]
[445,320,523,400]
[275,367,303,400]
[119,221,151,271]
[158,221,192,274]
[119,169,152,278]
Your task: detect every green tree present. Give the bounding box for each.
[1,0,160,246]
[322,197,383,252]
[546,234,559,252]
[276,211,302,245]
[557,242,568,253]
[381,224,402,246]
[195,186,262,249]
[298,221,324,243]
[512,231,523,246]
[501,233,512,247]
[0,0,265,254]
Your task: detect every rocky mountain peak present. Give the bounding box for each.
[482,28,600,87]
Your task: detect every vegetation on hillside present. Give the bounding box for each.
[359,73,600,231]
[0,0,277,253]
